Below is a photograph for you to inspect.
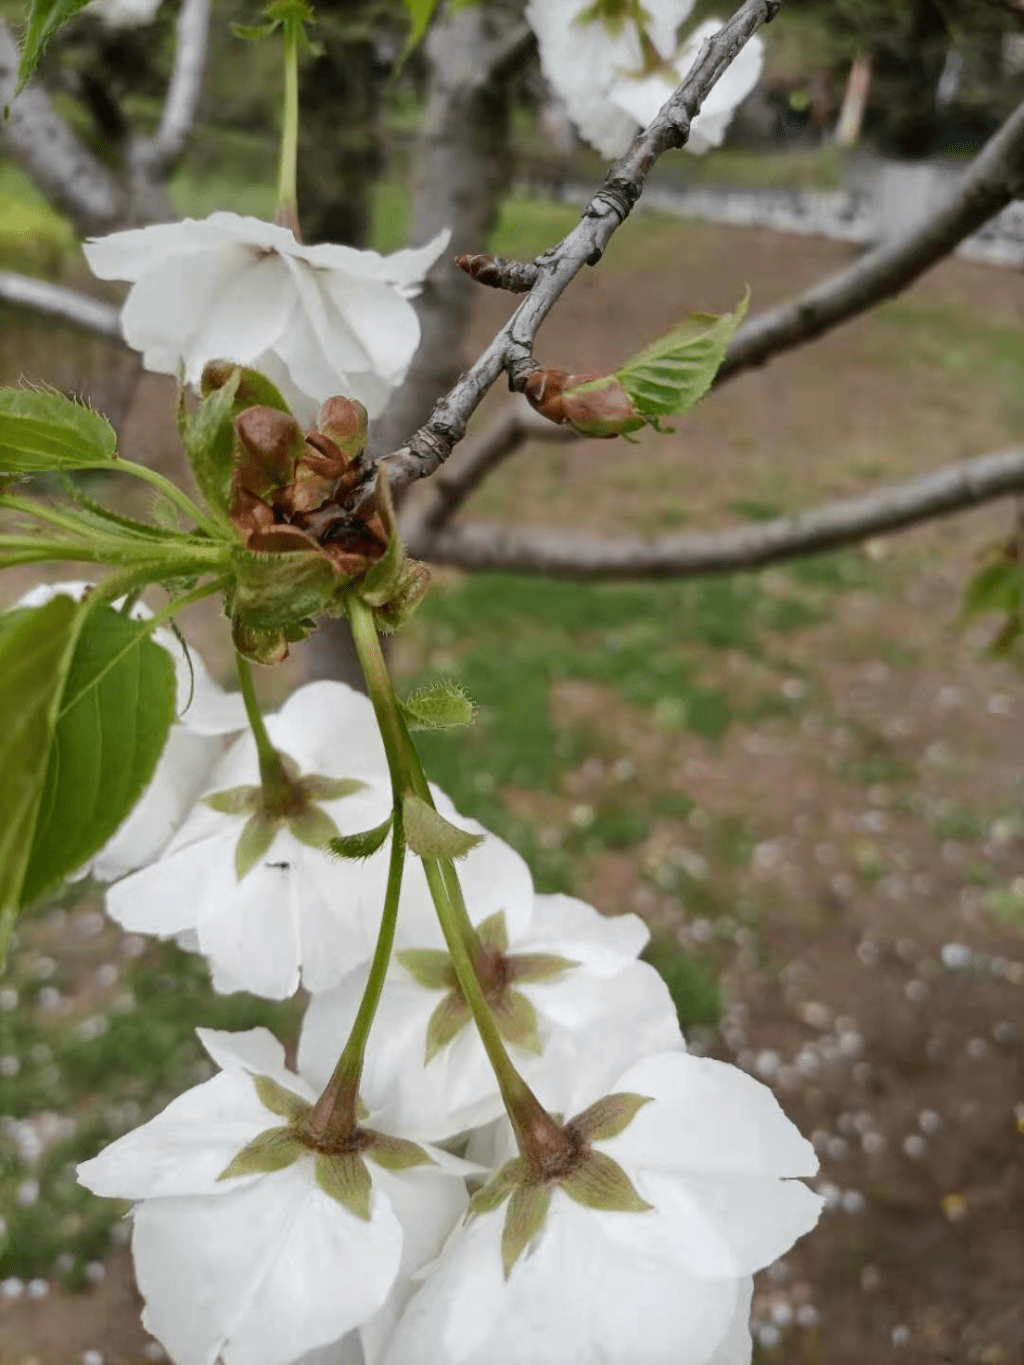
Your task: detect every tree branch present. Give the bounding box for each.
[0,21,125,236]
[371,0,781,505]
[400,407,576,544]
[407,446,1024,579]
[129,0,212,182]
[718,97,1024,384]
[0,272,122,337]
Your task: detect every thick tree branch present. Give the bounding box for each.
[0,273,122,337]
[371,0,781,505]
[400,407,575,544]
[718,98,1024,384]
[0,21,125,236]
[407,446,1024,579]
[129,0,212,182]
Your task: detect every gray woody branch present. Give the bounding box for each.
[374,0,783,503]
[0,272,121,337]
[0,21,125,236]
[406,446,1024,579]
[0,0,210,236]
[129,0,212,183]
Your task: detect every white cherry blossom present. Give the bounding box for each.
[299,894,683,1140]
[13,580,245,881]
[87,0,162,27]
[105,681,533,999]
[78,1028,471,1365]
[383,1052,822,1365]
[609,18,765,155]
[83,214,451,426]
[526,0,762,159]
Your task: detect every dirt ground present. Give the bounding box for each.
[2,219,1023,1365]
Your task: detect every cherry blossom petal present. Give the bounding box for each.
[597,1053,819,1179]
[77,1070,275,1199]
[181,253,297,387]
[132,1163,403,1365]
[83,219,230,281]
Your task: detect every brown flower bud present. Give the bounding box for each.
[316,397,368,461]
[200,361,293,418]
[561,375,645,438]
[524,368,644,438]
[234,406,307,501]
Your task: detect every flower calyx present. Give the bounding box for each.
[222,392,428,659]
[523,368,646,439]
[398,910,576,1063]
[217,1074,433,1222]
[205,751,367,879]
[468,1091,654,1277]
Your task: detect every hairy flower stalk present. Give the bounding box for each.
[347,596,576,1171]
[235,653,291,794]
[275,9,302,236]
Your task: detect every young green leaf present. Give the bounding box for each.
[401,681,475,731]
[359,467,406,608]
[0,597,82,954]
[20,604,177,906]
[231,544,339,629]
[0,387,117,472]
[329,815,393,861]
[612,288,750,419]
[184,372,241,524]
[14,0,92,93]
[402,794,484,860]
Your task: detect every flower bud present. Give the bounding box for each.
[233,406,307,501]
[316,397,368,461]
[524,368,645,438]
[200,360,292,417]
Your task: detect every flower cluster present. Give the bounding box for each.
[526,0,764,158]
[68,627,821,1365]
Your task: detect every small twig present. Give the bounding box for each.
[456,253,540,293]
[399,407,575,544]
[0,272,122,338]
[371,0,780,506]
[0,21,125,236]
[130,0,212,183]
[407,445,1024,579]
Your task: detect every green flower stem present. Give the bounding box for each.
[303,806,405,1145]
[347,596,571,1166]
[275,17,301,235]
[235,653,289,790]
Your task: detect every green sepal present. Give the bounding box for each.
[253,1074,312,1124]
[568,1092,652,1143]
[231,19,281,38]
[614,288,750,419]
[507,952,577,984]
[301,775,367,802]
[401,681,475,731]
[397,948,455,992]
[561,1151,653,1213]
[467,1157,527,1219]
[330,815,393,861]
[424,991,472,1063]
[288,804,340,850]
[492,988,542,1055]
[476,910,508,955]
[502,1183,551,1278]
[0,386,117,472]
[183,371,241,524]
[403,794,483,861]
[232,617,290,666]
[217,1126,306,1180]
[205,785,261,815]
[236,811,278,879]
[231,545,339,630]
[365,1133,435,1171]
[315,1151,372,1221]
